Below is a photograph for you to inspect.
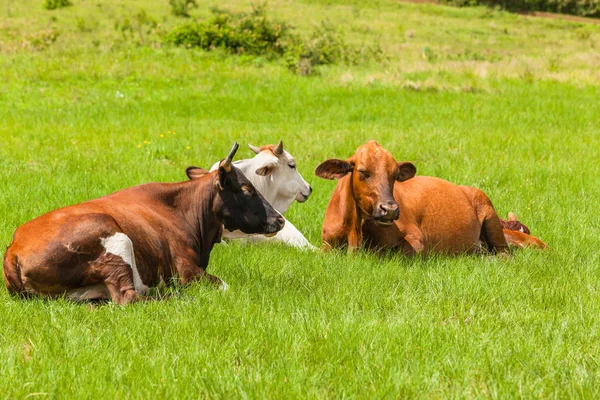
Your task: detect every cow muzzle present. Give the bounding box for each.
[373,201,399,226]
[295,186,312,203]
[264,215,285,236]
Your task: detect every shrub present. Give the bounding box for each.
[164,5,381,75]
[43,0,72,10]
[164,5,291,56]
[440,0,600,18]
[169,0,197,18]
[114,10,158,45]
[284,22,384,75]
[22,28,60,50]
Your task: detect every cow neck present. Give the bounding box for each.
[175,174,222,254]
[343,173,365,248]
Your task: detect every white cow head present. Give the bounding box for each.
[244,141,312,214]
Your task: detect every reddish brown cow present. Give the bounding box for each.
[500,213,547,249]
[315,141,509,255]
[3,143,284,304]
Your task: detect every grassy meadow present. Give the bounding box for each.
[1,0,600,397]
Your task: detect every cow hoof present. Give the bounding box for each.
[219,279,229,292]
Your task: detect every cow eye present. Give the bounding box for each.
[358,169,369,179]
[288,163,296,169]
[241,186,254,196]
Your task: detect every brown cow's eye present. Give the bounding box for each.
[358,169,369,179]
[241,186,254,196]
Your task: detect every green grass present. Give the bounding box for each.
[1,0,600,398]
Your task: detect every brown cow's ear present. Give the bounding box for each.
[214,166,229,191]
[186,166,209,180]
[396,162,416,182]
[508,212,518,221]
[315,159,354,180]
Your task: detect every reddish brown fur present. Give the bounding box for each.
[3,160,283,304]
[316,141,509,255]
[500,213,547,249]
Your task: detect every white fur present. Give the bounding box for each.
[66,284,110,301]
[101,232,150,295]
[219,279,229,292]
[210,146,315,250]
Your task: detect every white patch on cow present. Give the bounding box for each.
[101,232,150,295]
[219,279,229,292]
[66,284,111,301]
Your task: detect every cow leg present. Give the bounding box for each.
[479,211,509,254]
[89,251,139,305]
[174,253,229,291]
[402,227,425,255]
[92,232,150,304]
[460,186,509,254]
[503,229,548,249]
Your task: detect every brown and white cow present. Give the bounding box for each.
[3,143,285,304]
[500,212,547,249]
[315,140,510,255]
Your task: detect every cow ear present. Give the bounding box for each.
[255,156,277,176]
[315,159,353,180]
[508,212,518,221]
[396,162,416,182]
[256,161,277,177]
[186,166,209,180]
[214,166,228,191]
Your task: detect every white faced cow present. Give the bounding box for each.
[210,141,315,250]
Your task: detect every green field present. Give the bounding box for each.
[1,0,600,397]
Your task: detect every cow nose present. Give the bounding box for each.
[309,186,313,194]
[379,202,399,219]
[276,215,285,226]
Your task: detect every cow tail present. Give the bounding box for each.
[3,248,24,295]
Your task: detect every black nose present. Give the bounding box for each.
[378,201,399,219]
[277,216,285,226]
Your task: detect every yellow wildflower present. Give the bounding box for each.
[186,145,191,150]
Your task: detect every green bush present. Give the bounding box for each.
[43,0,72,10]
[169,0,197,18]
[164,6,381,75]
[284,22,383,75]
[164,5,290,56]
[441,0,600,18]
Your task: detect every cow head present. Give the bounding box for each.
[187,143,285,235]
[500,212,531,234]
[247,141,312,212]
[315,140,416,226]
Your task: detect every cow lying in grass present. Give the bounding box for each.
[211,141,315,250]
[3,143,284,304]
[315,141,545,255]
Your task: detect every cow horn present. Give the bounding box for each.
[248,144,261,154]
[273,140,284,156]
[220,142,239,172]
